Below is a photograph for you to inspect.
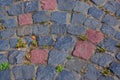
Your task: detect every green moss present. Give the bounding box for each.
[97,47,107,53]
[79,35,88,41]
[32,40,38,47]
[0,62,10,71]
[101,69,111,76]
[16,38,26,48]
[66,55,72,60]
[56,65,64,73]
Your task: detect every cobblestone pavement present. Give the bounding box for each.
[0,0,120,80]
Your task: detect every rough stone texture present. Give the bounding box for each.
[24,36,32,47]
[91,0,106,5]
[67,25,86,36]
[104,1,120,13]
[36,65,56,80]
[8,50,26,64]
[55,36,75,52]
[56,70,79,80]
[102,14,118,26]
[83,64,101,80]
[48,50,67,65]
[12,65,35,80]
[0,54,8,63]
[33,11,51,23]
[0,0,13,6]
[98,38,118,53]
[0,40,9,51]
[86,29,104,44]
[18,13,33,26]
[16,26,32,36]
[0,70,11,80]
[90,53,113,67]
[58,0,75,11]
[115,32,120,40]
[50,23,67,35]
[40,0,57,10]
[84,17,101,30]
[51,12,67,24]
[32,25,49,35]
[71,13,86,25]
[116,9,120,17]
[9,38,18,48]
[88,7,105,19]
[116,52,120,61]
[110,62,120,78]
[37,36,54,46]
[24,0,38,13]
[98,76,115,80]
[65,58,87,73]
[73,41,95,60]
[3,18,17,28]
[101,24,116,37]
[0,29,15,39]
[30,49,48,64]
[74,1,90,13]
[8,3,22,16]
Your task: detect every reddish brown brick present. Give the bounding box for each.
[30,49,48,64]
[86,29,104,44]
[40,0,57,10]
[18,13,33,26]
[73,41,95,60]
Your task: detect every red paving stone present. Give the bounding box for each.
[30,49,49,64]
[73,41,95,60]
[86,29,104,44]
[18,13,33,26]
[40,0,57,10]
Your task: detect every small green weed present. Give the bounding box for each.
[16,38,26,48]
[116,43,120,48]
[79,35,88,41]
[101,69,111,76]
[0,62,10,71]
[32,40,38,47]
[66,55,72,60]
[97,47,107,53]
[56,65,64,73]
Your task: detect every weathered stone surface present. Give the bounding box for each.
[86,29,104,44]
[33,11,51,23]
[84,17,101,30]
[0,70,11,80]
[91,0,106,5]
[88,7,105,19]
[71,13,86,25]
[0,54,8,63]
[30,49,48,64]
[0,29,15,39]
[3,18,17,28]
[18,13,33,26]
[102,14,118,26]
[0,0,13,6]
[82,64,101,80]
[36,65,56,80]
[101,24,116,37]
[38,36,54,46]
[51,12,67,24]
[32,25,49,35]
[55,36,75,52]
[110,62,120,78]
[40,0,57,10]
[50,23,67,35]
[65,58,87,73]
[73,41,95,60]
[115,32,120,40]
[12,65,35,80]
[24,0,38,13]
[116,9,120,17]
[0,40,9,51]
[56,70,79,80]
[116,52,120,61]
[16,26,32,36]
[98,38,118,53]
[9,38,18,48]
[67,25,86,36]
[98,76,115,80]
[74,1,90,13]
[58,0,75,11]
[8,50,26,64]
[8,3,22,16]
[90,53,113,67]
[24,36,32,47]
[48,50,67,65]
